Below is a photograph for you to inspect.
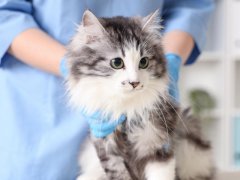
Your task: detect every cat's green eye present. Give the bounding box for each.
[110,58,124,69]
[139,57,149,69]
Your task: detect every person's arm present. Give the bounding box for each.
[8,28,66,76]
[161,0,215,101]
[163,31,194,101]
[163,31,194,64]
[0,0,65,76]
[162,0,215,64]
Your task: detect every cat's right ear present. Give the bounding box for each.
[79,10,106,43]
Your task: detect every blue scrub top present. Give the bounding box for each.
[0,0,214,179]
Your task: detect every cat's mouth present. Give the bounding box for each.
[126,85,144,93]
[134,85,144,91]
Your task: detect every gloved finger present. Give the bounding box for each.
[118,114,126,122]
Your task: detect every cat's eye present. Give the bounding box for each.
[110,58,124,69]
[139,57,149,69]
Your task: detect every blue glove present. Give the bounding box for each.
[60,56,69,78]
[81,110,126,138]
[165,53,181,103]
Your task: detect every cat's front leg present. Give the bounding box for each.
[93,136,133,180]
[144,156,176,180]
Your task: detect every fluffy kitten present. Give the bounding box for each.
[66,10,215,180]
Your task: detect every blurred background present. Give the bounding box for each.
[179,0,240,179]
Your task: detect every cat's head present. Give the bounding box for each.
[66,10,169,119]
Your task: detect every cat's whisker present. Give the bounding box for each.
[158,103,179,138]
[154,103,170,142]
[144,90,173,143]
[160,94,189,134]
[148,83,189,134]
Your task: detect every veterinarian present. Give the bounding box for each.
[0,0,214,179]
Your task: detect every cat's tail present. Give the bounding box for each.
[174,108,216,180]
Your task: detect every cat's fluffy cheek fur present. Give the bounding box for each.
[67,74,168,120]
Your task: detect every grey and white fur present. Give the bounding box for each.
[66,10,215,180]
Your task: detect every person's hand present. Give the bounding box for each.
[81,110,126,138]
[165,53,181,103]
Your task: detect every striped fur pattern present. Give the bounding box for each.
[66,10,215,180]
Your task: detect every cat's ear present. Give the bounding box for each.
[82,10,105,30]
[80,10,106,43]
[82,10,105,35]
[142,9,162,32]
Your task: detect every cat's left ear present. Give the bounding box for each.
[142,9,162,32]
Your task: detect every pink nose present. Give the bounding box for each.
[129,81,140,88]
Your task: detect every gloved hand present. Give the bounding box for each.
[60,56,126,138]
[165,53,181,103]
[81,110,126,138]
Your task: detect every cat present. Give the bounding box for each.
[65,10,215,180]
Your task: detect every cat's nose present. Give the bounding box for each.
[129,81,140,88]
